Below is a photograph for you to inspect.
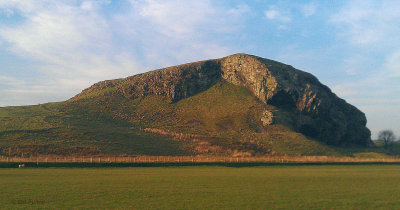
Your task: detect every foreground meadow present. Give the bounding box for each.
[1,165,400,209]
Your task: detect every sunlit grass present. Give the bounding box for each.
[1,165,400,209]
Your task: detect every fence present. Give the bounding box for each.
[1,155,400,163]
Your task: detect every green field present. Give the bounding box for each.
[1,165,400,209]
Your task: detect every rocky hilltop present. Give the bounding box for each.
[76,53,371,146]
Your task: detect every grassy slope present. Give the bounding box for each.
[0,81,388,157]
[0,103,189,156]
[1,166,400,209]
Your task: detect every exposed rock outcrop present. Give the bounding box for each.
[261,110,274,126]
[75,53,371,146]
[219,54,371,146]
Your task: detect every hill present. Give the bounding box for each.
[0,54,372,157]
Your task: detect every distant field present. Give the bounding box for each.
[1,165,400,209]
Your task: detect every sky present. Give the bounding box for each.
[0,0,399,139]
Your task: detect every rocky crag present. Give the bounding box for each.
[75,53,371,146]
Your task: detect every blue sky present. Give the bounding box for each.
[0,0,399,138]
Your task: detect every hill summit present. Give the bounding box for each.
[76,53,371,146]
[0,53,371,157]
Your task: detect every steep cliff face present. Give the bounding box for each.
[75,53,371,146]
[219,54,371,146]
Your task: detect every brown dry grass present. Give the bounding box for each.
[2,155,400,163]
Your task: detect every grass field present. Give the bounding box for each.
[1,165,400,209]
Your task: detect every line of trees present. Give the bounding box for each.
[378,130,399,150]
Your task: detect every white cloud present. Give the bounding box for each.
[0,8,14,17]
[80,0,111,11]
[264,7,291,22]
[0,1,37,13]
[0,78,83,106]
[0,1,141,106]
[342,54,369,76]
[138,0,213,36]
[120,0,249,66]
[0,75,23,85]
[134,0,249,38]
[0,70,68,106]
[384,50,400,77]
[330,0,400,46]
[301,3,316,17]
[265,10,278,19]
[228,4,251,17]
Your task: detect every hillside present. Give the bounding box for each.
[0,54,373,157]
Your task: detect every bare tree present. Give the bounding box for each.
[378,130,396,150]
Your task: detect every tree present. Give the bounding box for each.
[378,130,396,150]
